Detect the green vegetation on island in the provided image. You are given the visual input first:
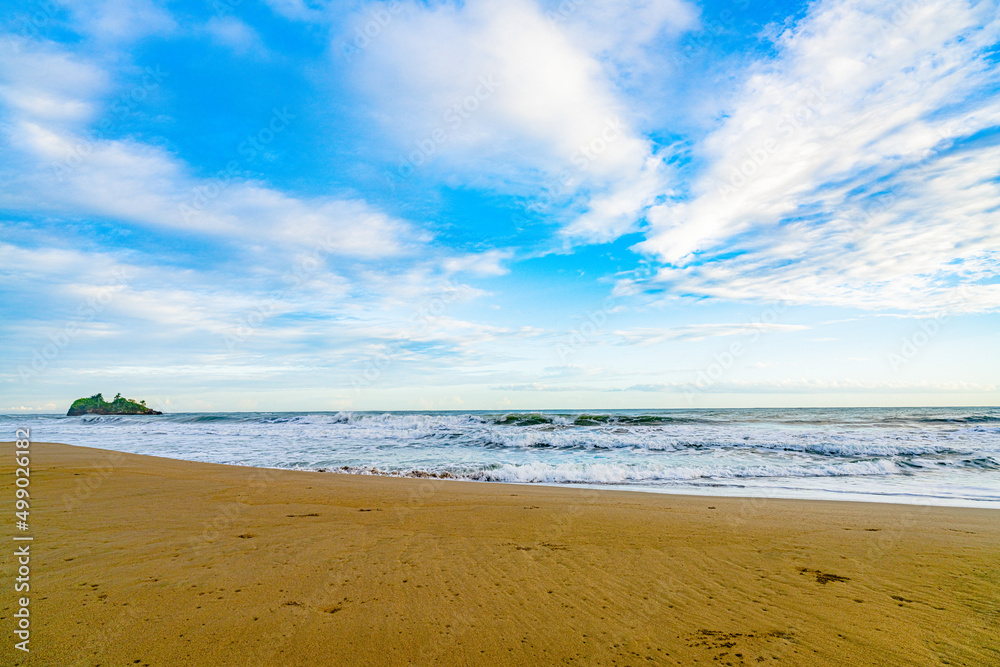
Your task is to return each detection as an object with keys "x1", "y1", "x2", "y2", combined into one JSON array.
[{"x1": 67, "y1": 393, "x2": 162, "y2": 416}]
